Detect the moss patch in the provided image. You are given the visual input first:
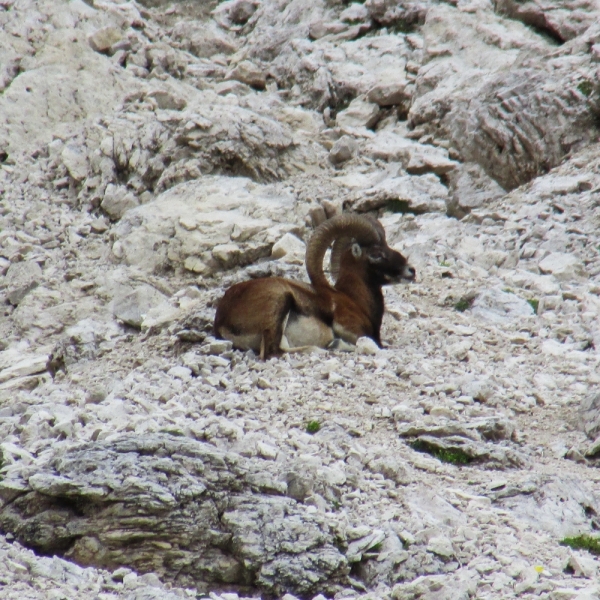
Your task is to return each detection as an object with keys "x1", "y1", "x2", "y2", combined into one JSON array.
[
  {"x1": 578, "y1": 80, "x2": 593, "y2": 97},
  {"x1": 527, "y1": 298, "x2": 539, "y2": 314},
  {"x1": 410, "y1": 440, "x2": 473, "y2": 465},
  {"x1": 306, "y1": 420, "x2": 321, "y2": 434},
  {"x1": 454, "y1": 297, "x2": 474, "y2": 312},
  {"x1": 560, "y1": 535, "x2": 600, "y2": 556}
]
